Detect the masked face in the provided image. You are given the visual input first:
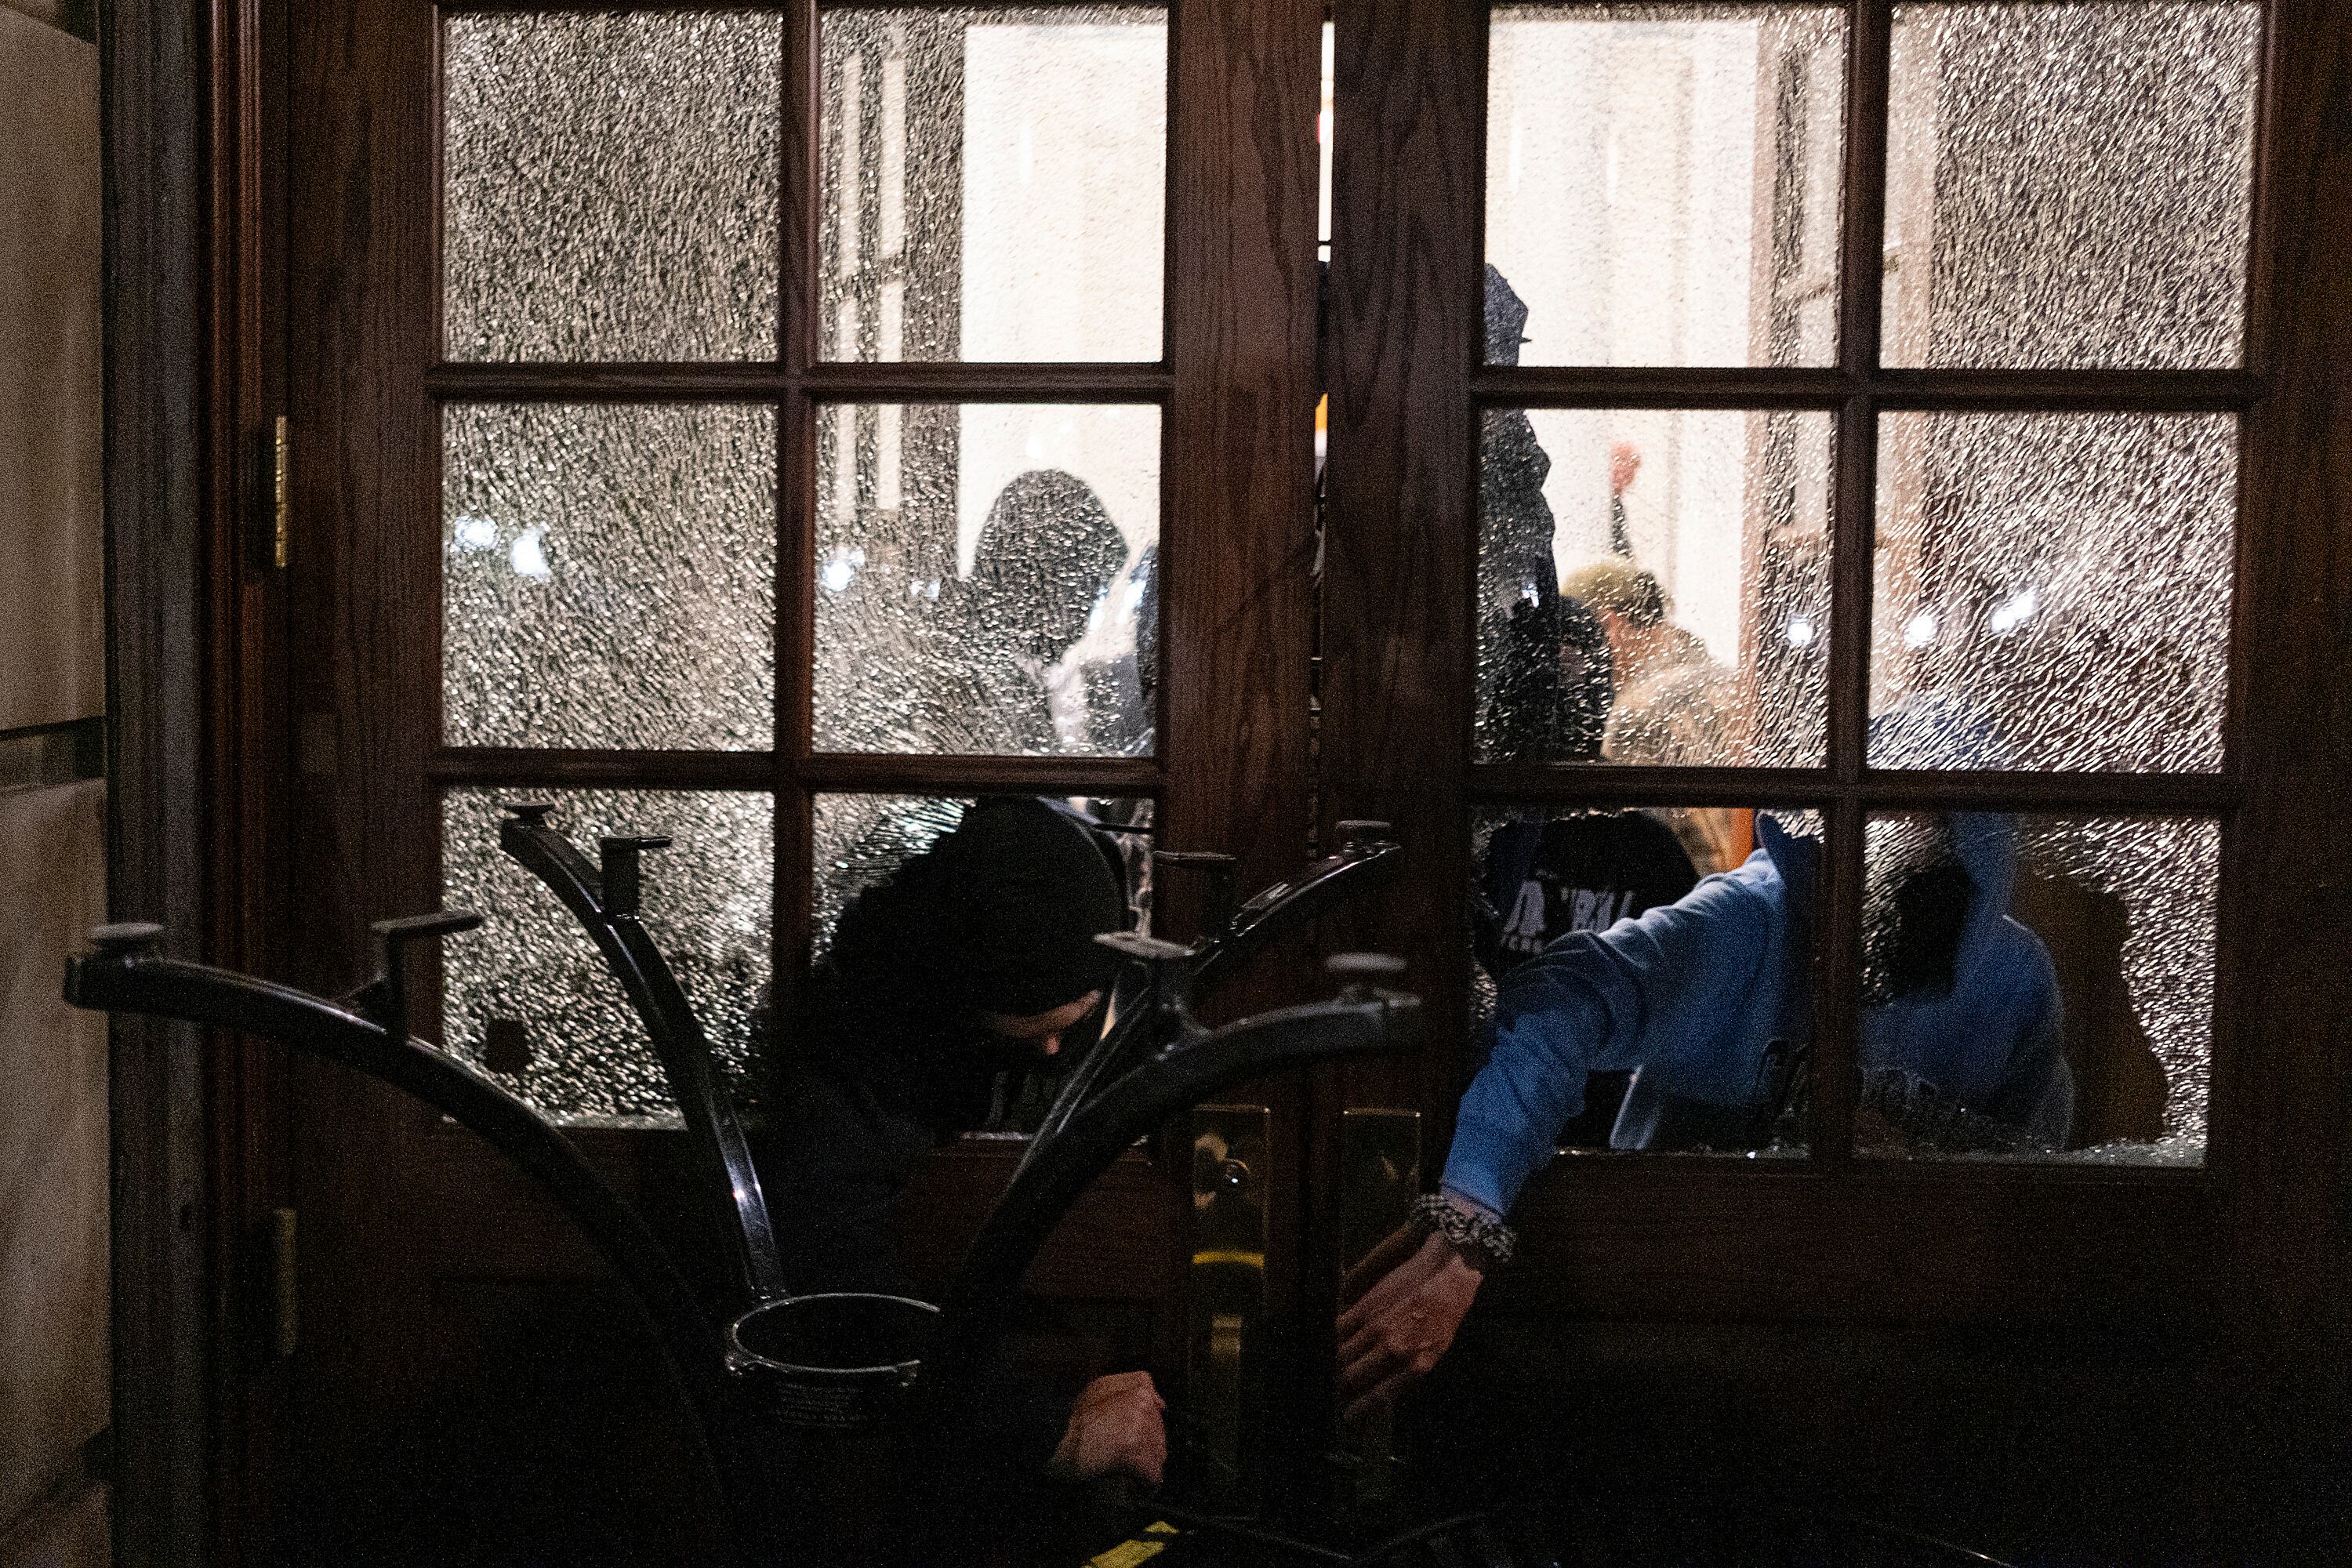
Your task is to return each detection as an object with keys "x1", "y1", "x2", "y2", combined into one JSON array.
[
  {"x1": 975, "y1": 989, "x2": 1104, "y2": 1067},
  {"x1": 1861, "y1": 818, "x2": 1973, "y2": 1005}
]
